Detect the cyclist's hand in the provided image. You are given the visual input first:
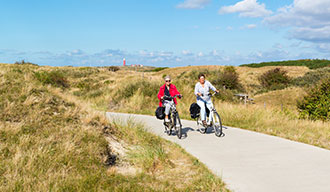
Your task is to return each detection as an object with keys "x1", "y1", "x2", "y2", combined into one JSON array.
[
  {"x1": 178, "y1": 94, "x2": 182, "y2": 99},
  {"x1": 197, "y1": 93, "x2": 202, "y2": 96},
  {"x1": 215, "y1": 90, "x2": 219, "y2": 94},
  {"x1": 161, "y1": 96, "x2": 164, "y2": 100}
]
